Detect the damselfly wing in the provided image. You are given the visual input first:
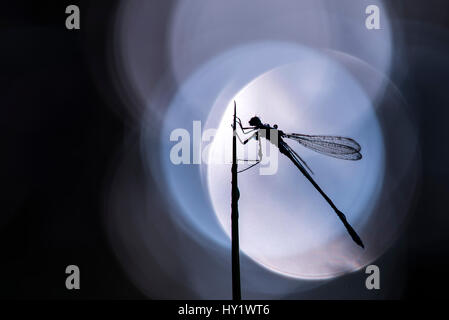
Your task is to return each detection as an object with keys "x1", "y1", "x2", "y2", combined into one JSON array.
[{"x1": 284, "y1": 133, "x2": 362, "y2": 160}]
